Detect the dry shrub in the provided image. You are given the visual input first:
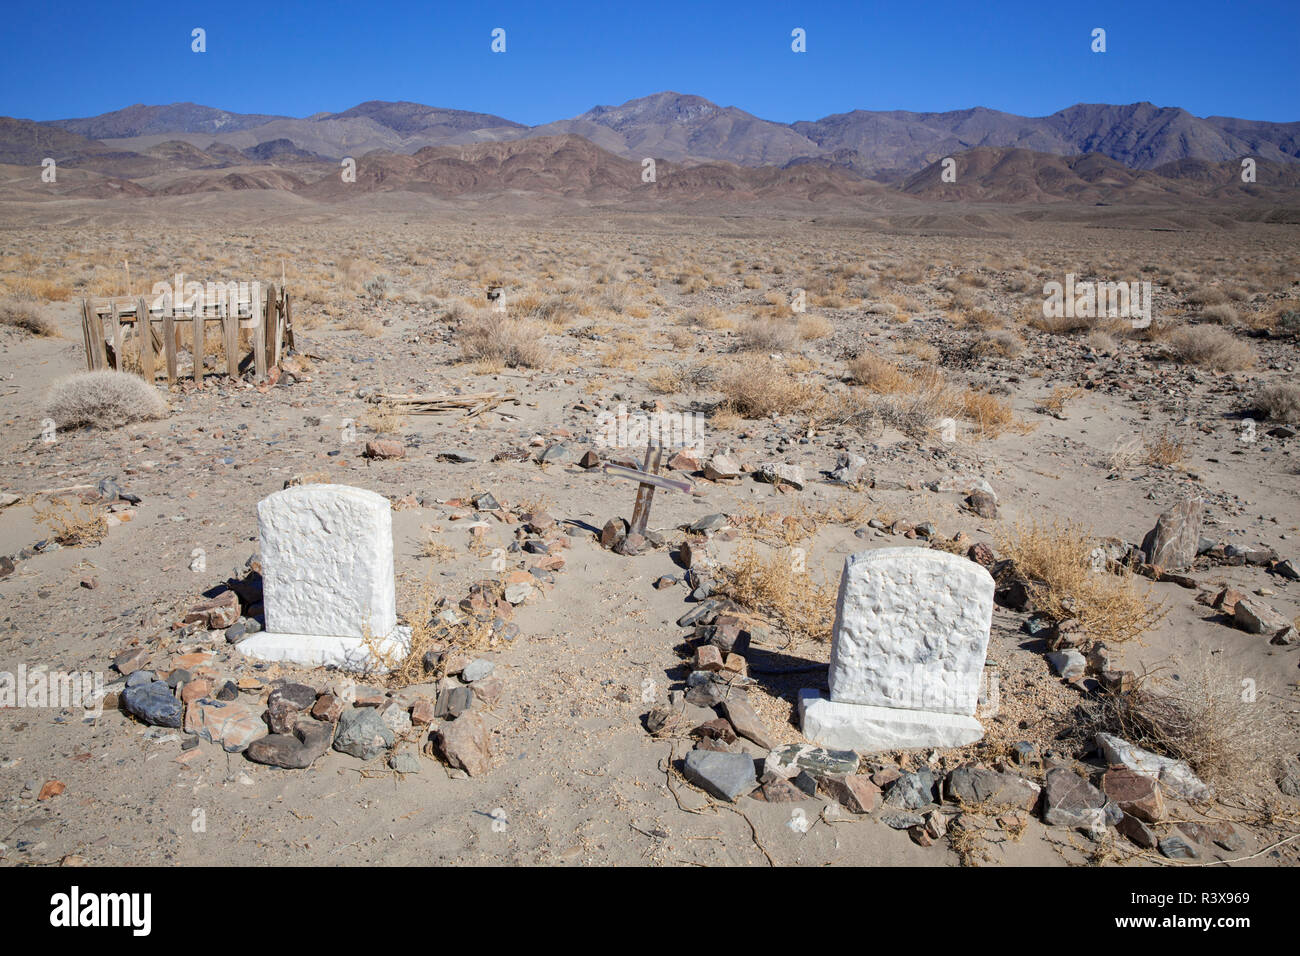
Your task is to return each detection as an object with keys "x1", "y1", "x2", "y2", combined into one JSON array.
[
  {"x1": 361, "y1": 403, "x2": 406, "y2": 435},
  {"x1": 798, "y1": 315, "x2": 834, "y2": 340},
  {"x1": 1085, "y1": 330, "x2": 1117, "y2": 354},
  {"x1": 1200, "y1": 303, "x2": 1239, "y2": 324},
  {"x1": 1029, "y1": 309, "x2": 1092, "y2": 335},
  {"x1": 1143, "y1": 428, "x2": 1186, "y2": 467},
  {"x1": 996, "y1": 519, "x2": 1166, "y2": 644},
  {"x1": 1166, "y1": 326, "x2": 1255, "y2": 370},
  {"x1": 340, "y1": 314, "x2": 382, "y2": 336},
  {"x1": 45, "y1": 371, "x2": 167, "y2": 430},
  {"x1": 457, "y1": 313, "x2": 550, "y2": 368},
  {"x1": 737, "y1": 316, "x2": 799, "y2": 352},
  {"x1": 1, "y1": 297, "x2": 57, "y2": 336},
  {"x1": 972, "y1": 329, "x2": 1022, "y2": 358},
  {"x1": 380, "y1": 579, "x2": 497, "y2": 688},
  {"x1": 847, "y1": 353, "x2": 912, "y2": 392},
  {"x1": 715, "y1": 543, "x2": 836, "y2": 642},
  {"x1": 1037, "y1": 385, "x2": 1081, "y2": 415},
  {"x1": 716, "y1": 356, "x2": 822, "y2": 418},
  {"x1": 958, "y1": 389, "x2": 1016, "y2": 438},
  {"x1": 1255, "y1": 382, "x2": 1300, "y2": 422},
  {"x1": 733, "y1": 499, "x2": 871, "y2": 548},
  {"x1": 1081, "y1": 661, "x2": 1284, "y2": 792},
  {"x1": 646, "y1": 366, "x2": 685, "y2": 394},
  {"x1": 35, "y1": 496, "x2": 108, "y2": 547},
  {"x1": 1184, "y1": 285, "x2": 1228, "y2": 307}
]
